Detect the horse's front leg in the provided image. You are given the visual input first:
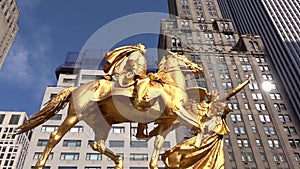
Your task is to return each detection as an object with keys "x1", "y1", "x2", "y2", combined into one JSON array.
[
  {"x1": 149, "y1": 124, "x2": 171, "y2": 169},
  {"x1": 150, "y1": 135, "x2": 165, "y2": 169}
]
